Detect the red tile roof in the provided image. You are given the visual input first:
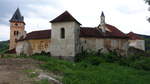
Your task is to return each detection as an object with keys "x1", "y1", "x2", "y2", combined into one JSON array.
[
  {"x1": 18, "y1": 24, "x2": 128, "y2": 41},
  {"x1": 50, "y1": 11, "x2": 81, "y2": 25},
  {"x1": 105, "y1": 24, "x2": 128, "y2": 38},
  {"x1": 127, "y1": 32, "x2": 143, "y2": 40},
  {"x1": 19, "y1": 29, "x2": 51, "y2": 41},
  {"x1": 80, "y1": 24, "x2": 128, "y2": 38}
]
